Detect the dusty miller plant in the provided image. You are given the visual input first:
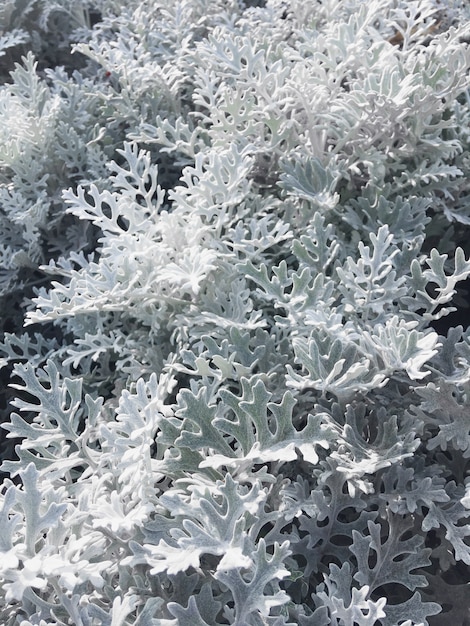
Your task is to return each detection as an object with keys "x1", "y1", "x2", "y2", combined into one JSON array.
[{"x1": 0, "y1": 0, "x2": 470, "y2": 624}]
